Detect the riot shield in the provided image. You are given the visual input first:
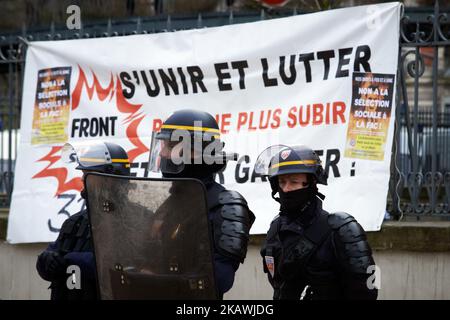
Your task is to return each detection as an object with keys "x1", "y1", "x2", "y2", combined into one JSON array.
[{"x1": 85, "y1": 173, "x2": 218, "y2": 300}]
